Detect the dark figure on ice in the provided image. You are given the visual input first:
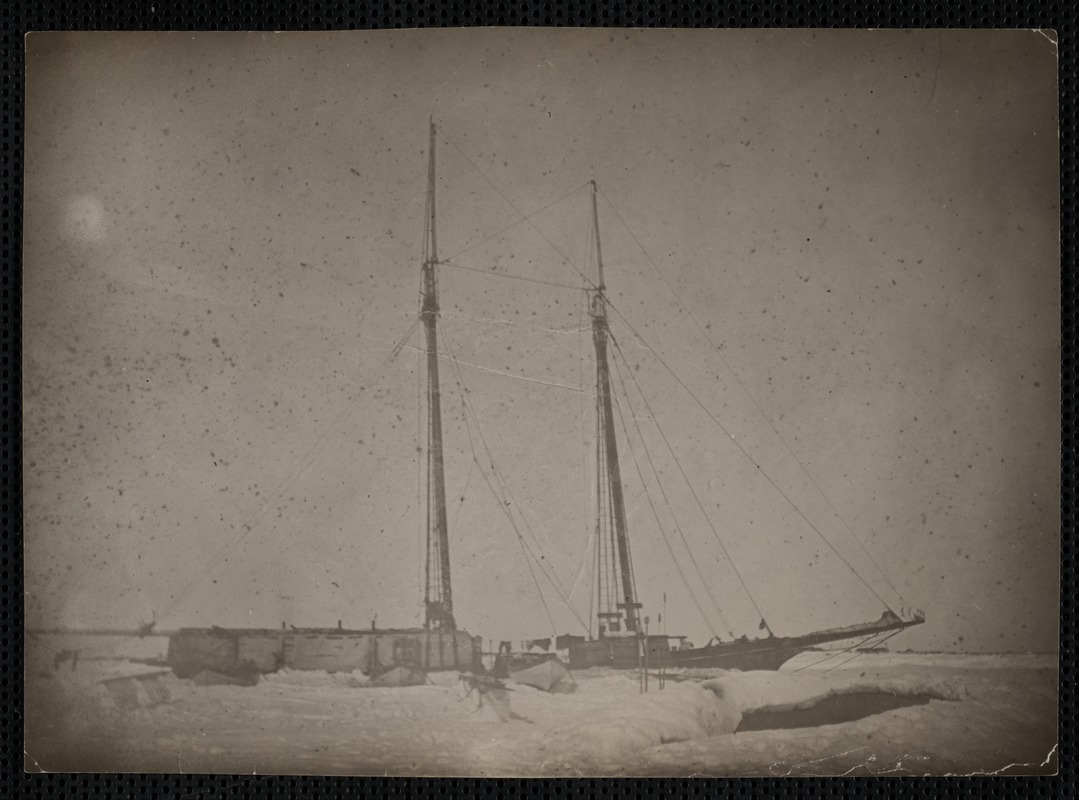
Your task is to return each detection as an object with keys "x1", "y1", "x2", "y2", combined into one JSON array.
[{"x1": 459, "y1": 674, "x2": 531, "y2": 723}]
